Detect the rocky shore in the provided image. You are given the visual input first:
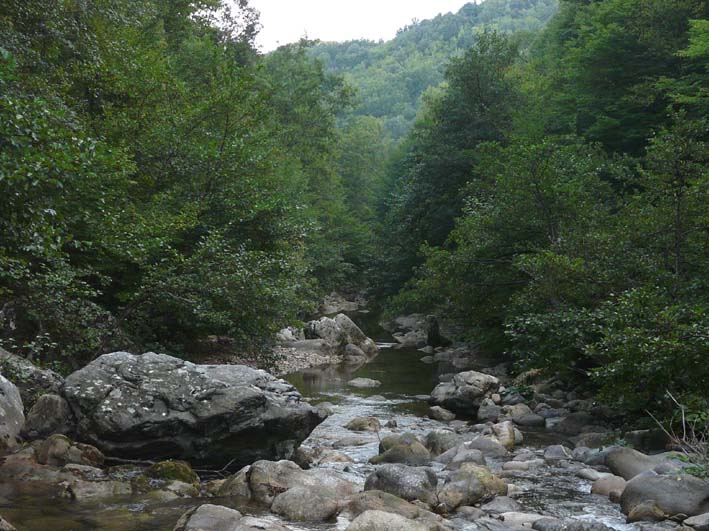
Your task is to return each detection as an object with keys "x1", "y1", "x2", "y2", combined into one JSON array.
[
  {"x1": 273, "y1": 308, "x2": 379, "y2": 375},
  {"x1": 0, "y1": 312, "x2": 707, "y2": 531}
]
